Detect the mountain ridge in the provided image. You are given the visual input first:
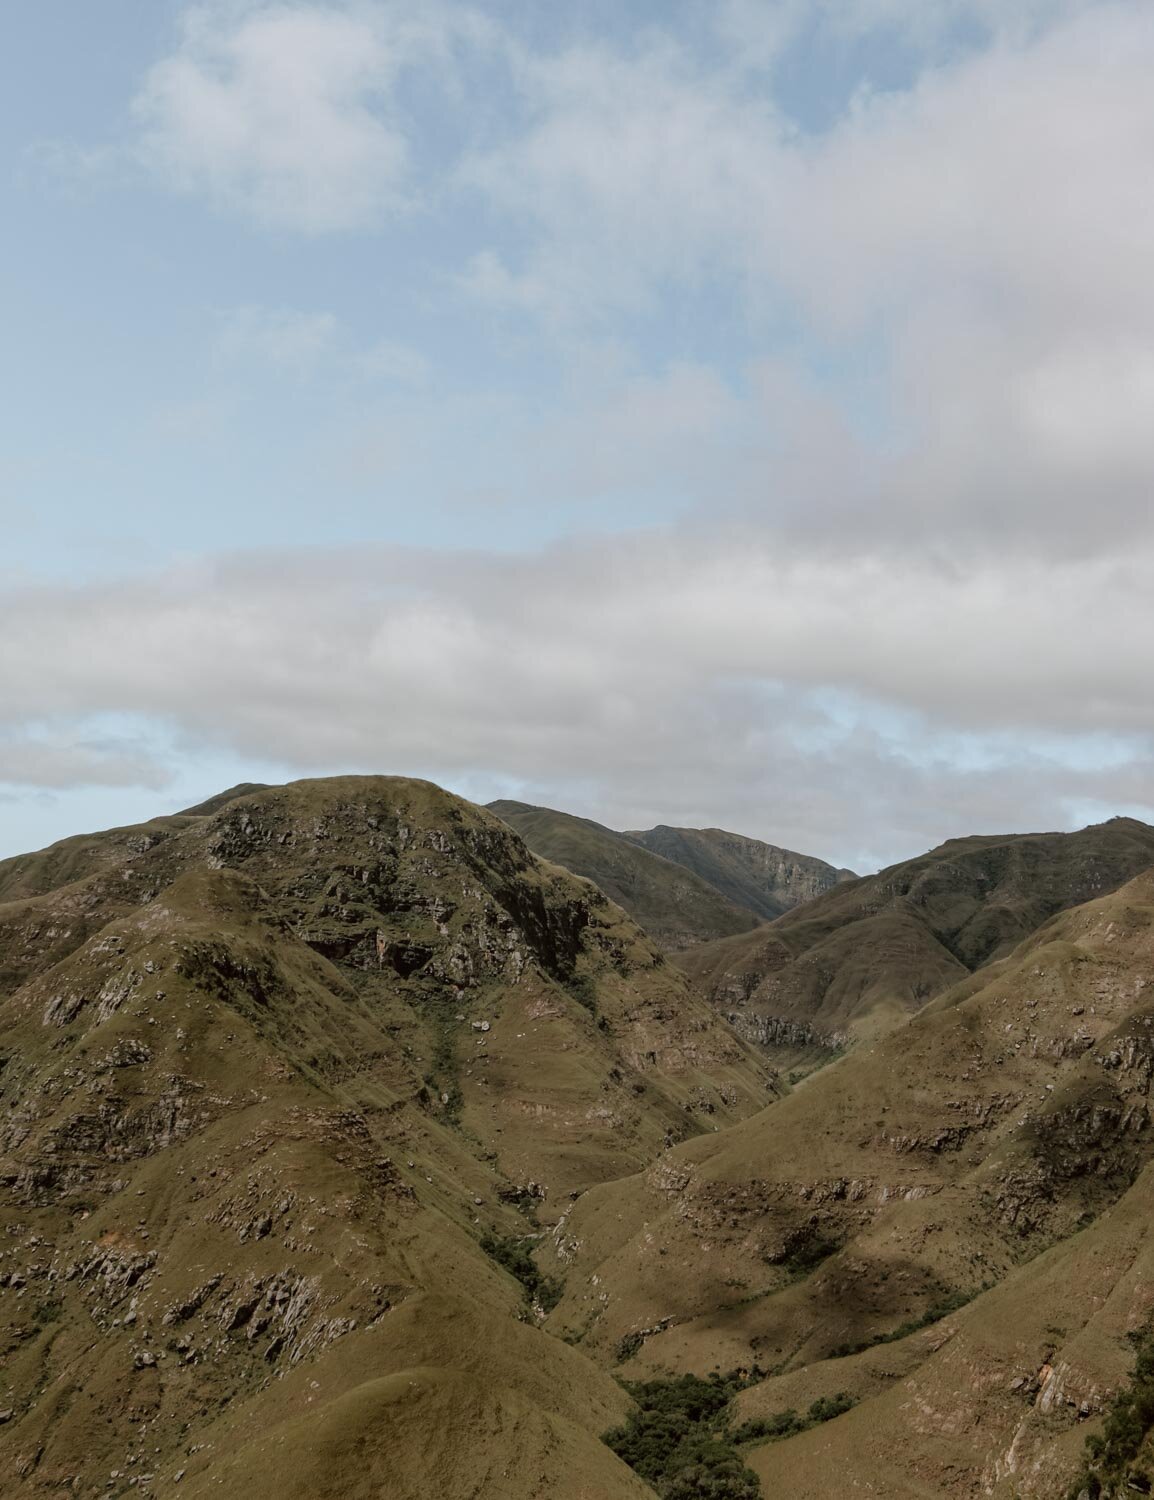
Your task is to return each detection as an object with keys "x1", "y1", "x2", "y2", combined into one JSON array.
[
  {"x1": 544, "y1": 864, "x2": 1154, "y2": 1493},
  {"x1": 678, "y1": 814, "x2": 1154, "y2": 1068},
  {"x1": 6, "y1": 780, "x2": 1154, "y2": 1496},
  {"x1": 622, "y1": 823, "x2": 855, "y2": 921},
  {"x1": 486, "y1": 799, "x2": 850, "y2": 951},
  {"x1": 485, "y1": 799, "x2": 764, "y2": 950}
]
